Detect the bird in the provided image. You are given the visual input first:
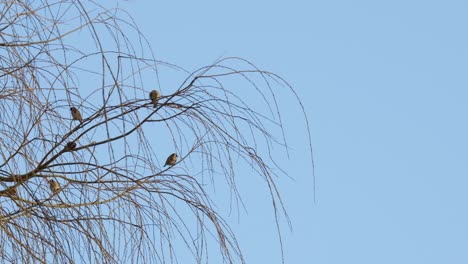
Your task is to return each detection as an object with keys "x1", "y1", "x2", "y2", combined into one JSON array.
[
  {"x1": 47, "y1": 179, "x2": 60, "y2": 194},
  {"x1": 164, "y1": 153, "x2": 177, "y2": 166},
  {"x1": 149, "y1": 90, "x2": 161, "y2": 108},
  {"x1": 70, "y1": 107, "x2": 83, "y2": 123},
  {"x1": 65, "y1": 141, "x2": 77, "y2": 151}
]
